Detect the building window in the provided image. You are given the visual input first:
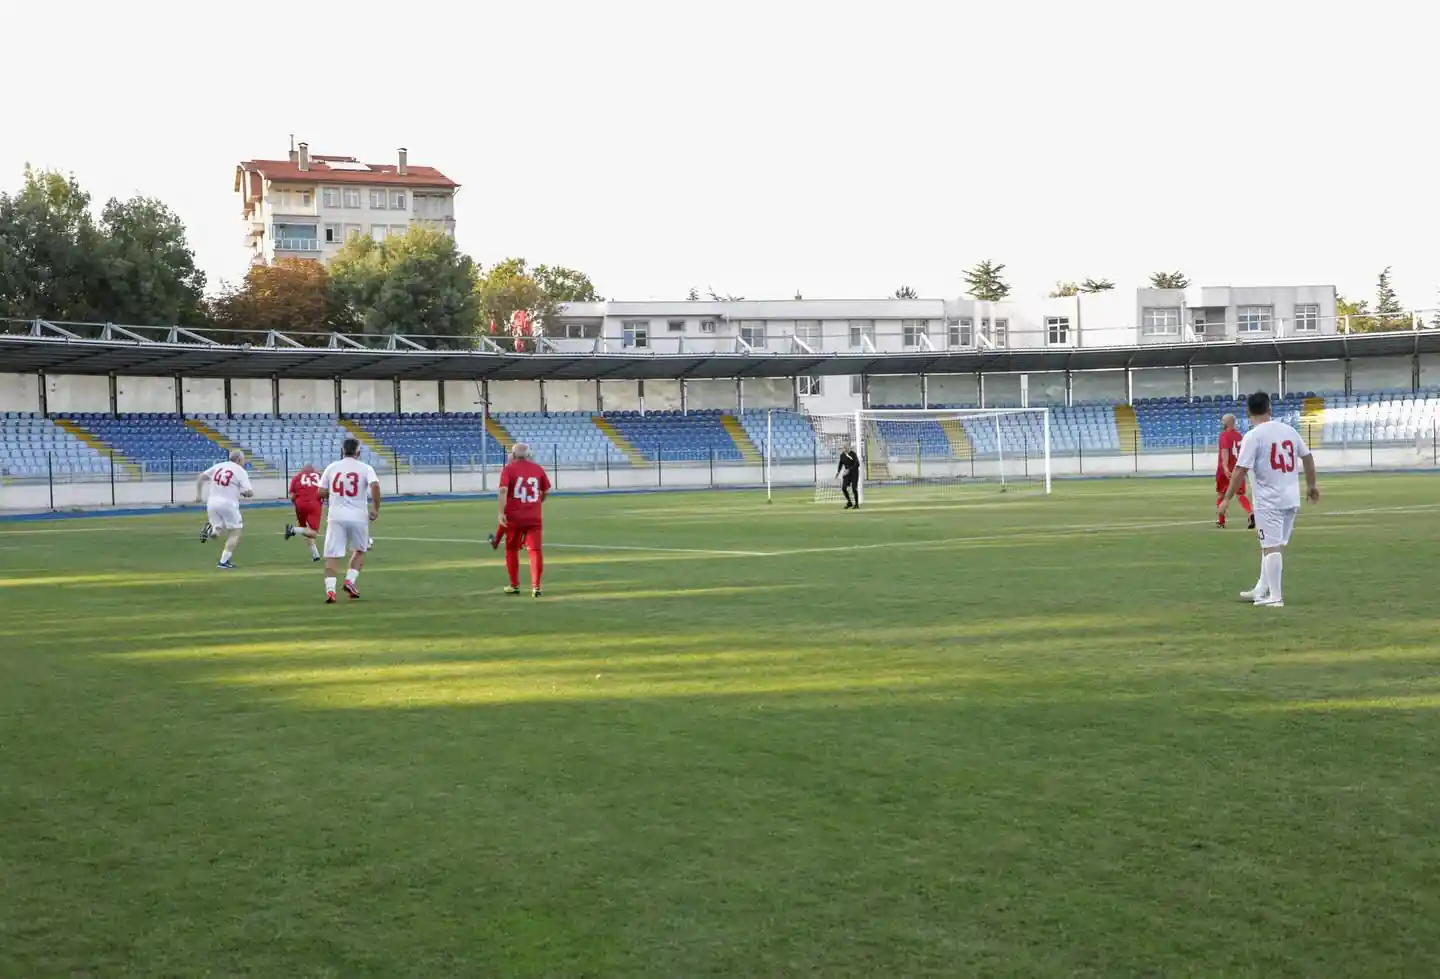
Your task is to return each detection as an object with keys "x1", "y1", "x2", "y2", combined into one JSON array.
[
  {"x1": 850, "y1": 375, "x2": 863, "y2": 396},
  {"x1": 1294, "y1": 303, "x2": 1320, "y2": 332},
  {"x1": 322, "y1": 188, "x2": 340, "y2": 208},
  {"x1": 700, "y1": 319, "x2": 717, "y2": 334},
  {"x1": 301, "y1": 191, "x2": 313, "y2": 208},
  {"x1": 324, "y1": 223, "x2": 342, "y2": 244},
  {"x1": 1193, "y1": 314, "x2": 1210, "y2": 337},
  {"x1": 371, "y1": 225, "x2": 388, "y2": 241},
  {"x1": 390, "y1": 191, "x2": 407, "y2": 210},
  {"x1": 343, "y1": 189, "x2": 362, "y2": 208},
  {"x1": 1142, "y1": 307, "x2": 1181, "y2": 336},
  {"x1": 563, "y1": 322, "x2": 601, "y2": 339},
  {"x1": 1237, "y1": 306, "x2": 1274, "y2": 333},
  {"x1": 902, "y1": 320, "x2": 928, "y2": 347},
  {"x1": 622, "y1": 321, "x2": 649, "y2": 348},
  {"x1": 390, "y1": 224, "x2": 408, "y2": 238},
  {"x1": 345, "y1": 224, "x2": 363, "y2": 240},
  {"x1": 740, "y1": 321, "x2": 766, "y2": 348},
  {"x1": 984, "y1": 318, "x2": 1009, "y2": 348},
  {"x1": 1046, "y1": 316, "x2": 1070, "y2": 345},
  {"x1": 848, "y1": 320, "x2": 875, "y2": 348},
  {"x1": 370, "y1": 190, "x2": 387, "y2": 209},
  {"x1": 667, "y1": 319, "x2": 685, "y2": 332},
  {"x1": 798, "y1": 375, "x2": 822, "y2": 397},
  {"x1": 795, "y1": 320, "x2": 822, "y2": 346},
  {"x1": 948, "y1": 317, "x2": 973, "y2": 347}
]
